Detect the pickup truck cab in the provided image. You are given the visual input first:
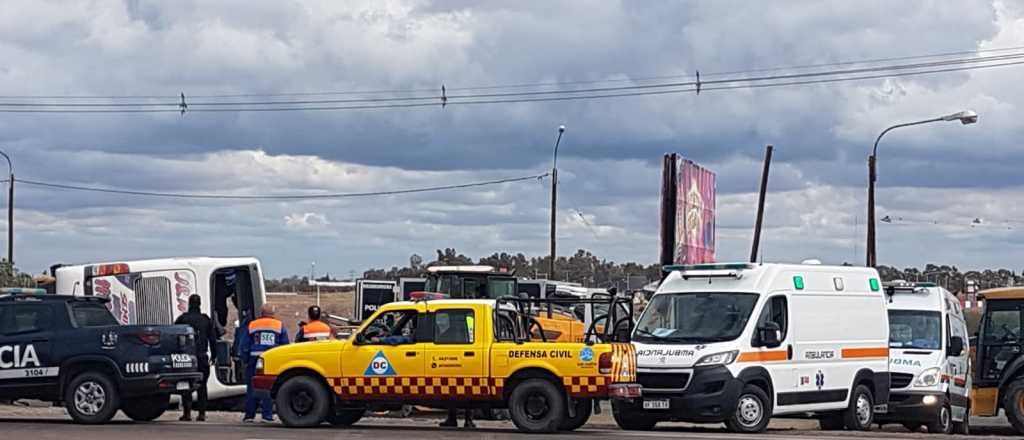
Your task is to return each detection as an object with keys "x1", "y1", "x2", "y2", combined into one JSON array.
[
  {"x1": 0, "y1": 292, "x2": 202, "y2": 423},
  {"x1": 255, "y1": 298, "x2": 639, "y2": 433}
]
